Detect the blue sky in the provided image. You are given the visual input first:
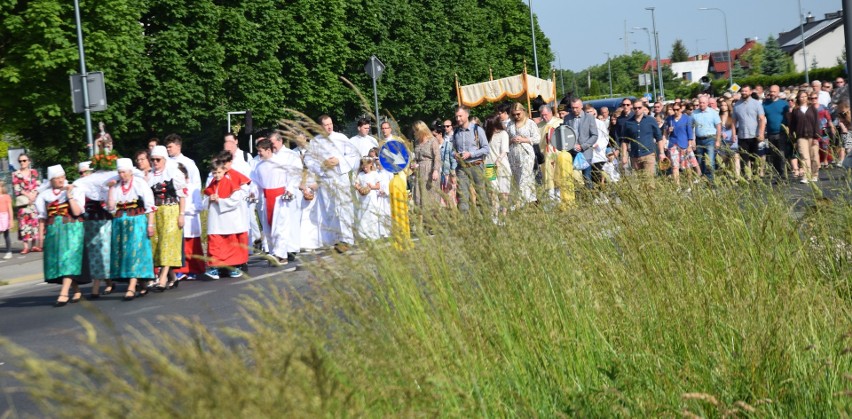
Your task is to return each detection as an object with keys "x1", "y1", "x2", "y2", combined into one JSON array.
[{"x1": 533, "y1": 0, "x2": 843, "y2": 71}]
